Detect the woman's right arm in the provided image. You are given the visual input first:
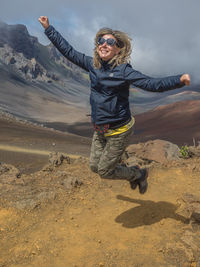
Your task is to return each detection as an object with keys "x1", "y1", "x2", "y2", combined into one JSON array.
[{"x1": 38, "y1": 16, "x2": 92, "y2": 72}]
